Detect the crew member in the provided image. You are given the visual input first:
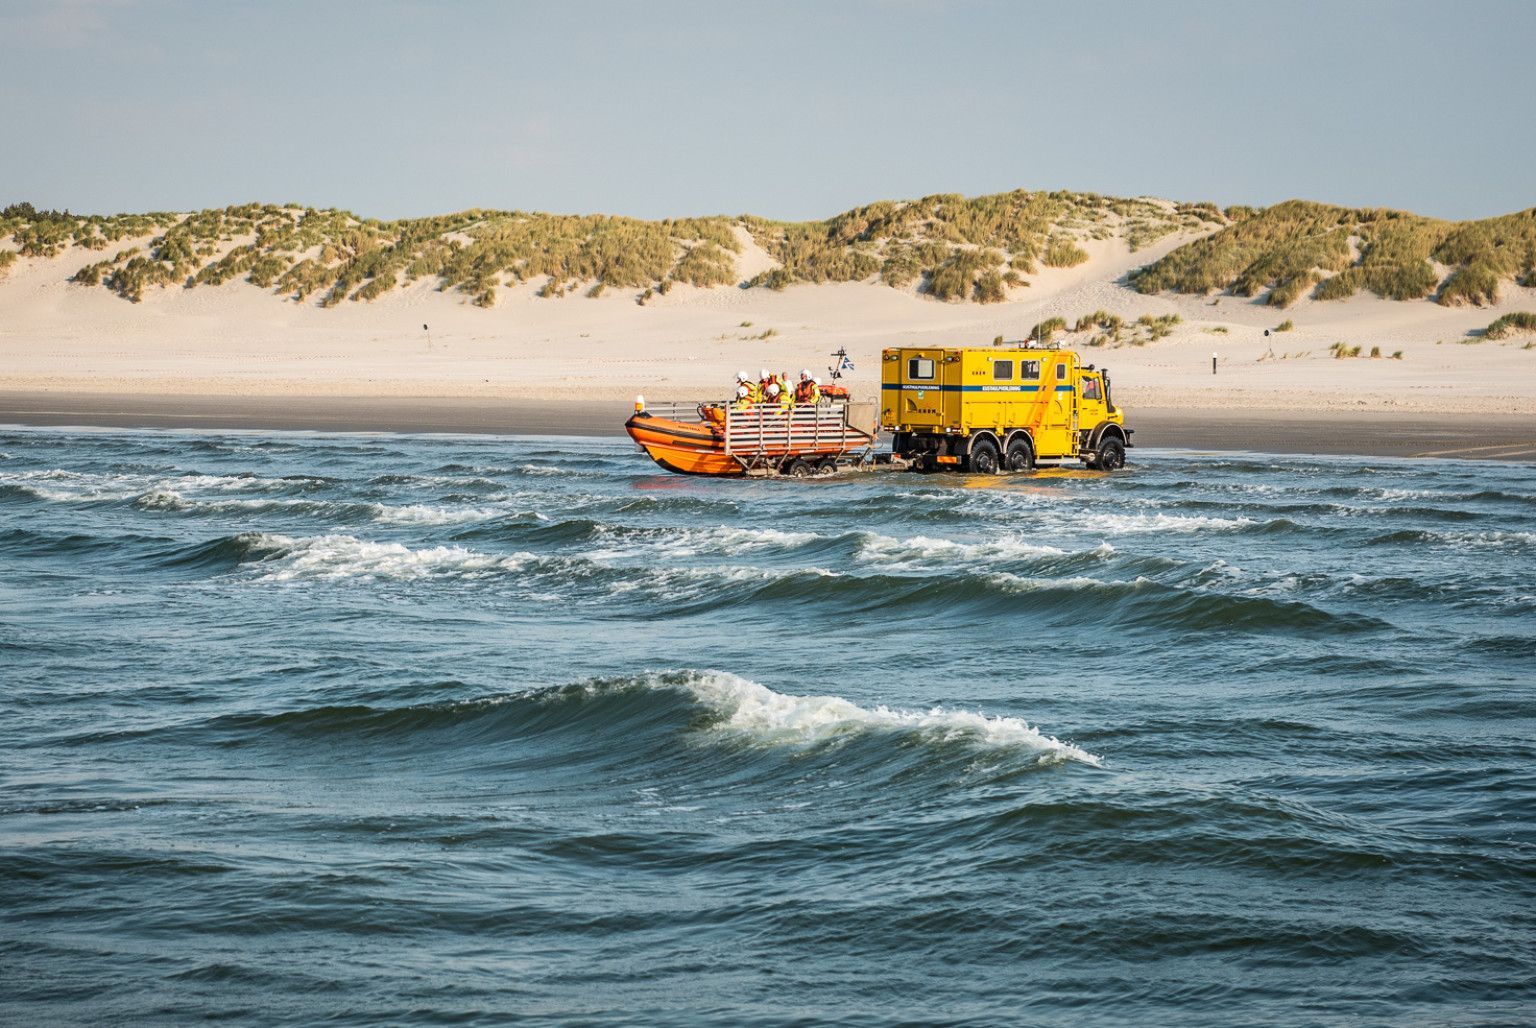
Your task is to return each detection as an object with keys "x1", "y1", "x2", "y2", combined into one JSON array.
[
  {"x1": 732, "y1": 384, "x2": 754, "y2": 410},
  {"x1": 794, "y1": 369, "x2": 820, "y2": 405}
]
